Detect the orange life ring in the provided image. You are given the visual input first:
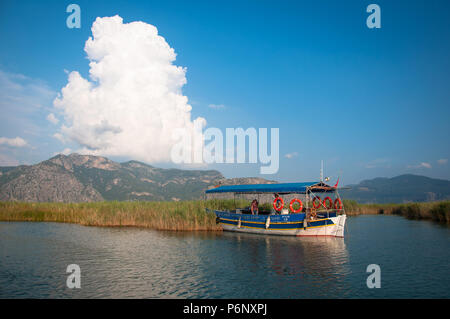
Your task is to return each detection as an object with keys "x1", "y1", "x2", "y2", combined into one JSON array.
[
  {"x1": 289, "y1": 198, "x2": 303, "y2": 213},
  {"x1": 323, "y1": 196, "x2": 333, "y2": 209},
  {"x1": 334, "y1": 198, "x2": 343, "y2": 210},
  {"x1": 273, "y1": 197, "x2": 284, "y2": 211},
  {"x1": 312, "y1": 196, "x2": 322, "y2": 209}
]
